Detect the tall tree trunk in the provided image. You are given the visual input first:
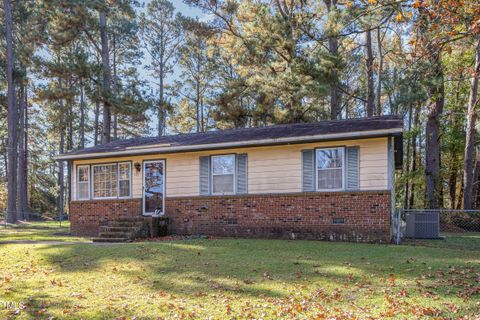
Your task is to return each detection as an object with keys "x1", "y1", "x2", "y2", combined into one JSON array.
[
  {"x1": 409, "y1": 104, "x2": 421, "y2": 208},
  {"x1": 158, "y1": 63, "x2": 165, "y2": 136},
  {"x1": 425, "y1": 53, "x2": 444, "y2": 209},
  {"x1": 456, "y1": 179, "x2": 464, "y2": 210},
  {"x1": 113, "y1": 114, "x2": 118, "y2": 139},
  {"x1": 473, "y1": 160, "x2": 480, "y2": 209},
  {"x1": 195, "y1": 79, "x2": 200, "y2": 133},
  {"x1": 4, "y1": 0, "x2": 18, "y2": 224},
  {"x1": 79, "y1": 84, "x2": 85, "y2": 149},
  {"x1": 24, "y1": 86, "x2": 29, "y2": 211},
  {"x1": 419, "y1": 0, "x2": 445, "y2": 209},
  {"x1": 2, "y1": 139, "x2": 7, "y2": 177},
  {"x1": 404, "y1": 105, "x2": 413, "y2": 209},
  {"x1": 67, "y1": 84, "x2": 73, "y2": 206},
  {"x1": 99, "y1": 10, "x2": 111, "y2": 144},
  {"x1": 324, "y1": 0, "x2": 341, "y2": 120},
  {"x1": 448, "y1": 155, "x2": 458, "y2": 209},
  {"x1": 67, "y1": 87, "x2": 73, "y2": 152},
  {"x1": 200, "y1": 97, "x2": 205, "y2": 132},
  {"x1": 57, "y1": 129, "x2": 65, "y2": 221},
  {"x1": 113, "y1": 33, "x2": 118, "y2": 140},
  {"x1": 365, "y1": 28, "x2": 375, "y2": 117},
  {"x1": 463, "y1": 36, "x2": 480, "y2": 210},
  {"x1": 94, "y1": 98, "x2": 100, "y2": 146},
  {"x1": 57, "y1": 78, "x2": 65, "y2": 220},
  {"x1": 375, "y1": 27, "x2": 383, "y2": 115},
  {"x1": 17, "y1": 81, "x2": 27, "y2": 220},
  {"x1": 67, "y1": 161, "x2": 71, "y2": 206}
]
